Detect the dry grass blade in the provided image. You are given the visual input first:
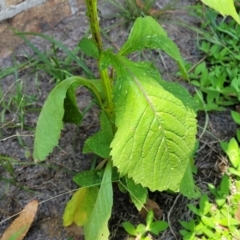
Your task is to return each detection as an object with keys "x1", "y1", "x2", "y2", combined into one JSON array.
[{"x1": 0, "y1": 200, "x2": 38, "y2": 240}]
